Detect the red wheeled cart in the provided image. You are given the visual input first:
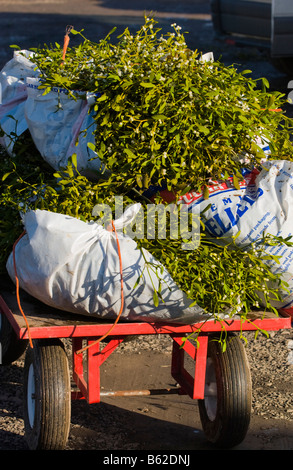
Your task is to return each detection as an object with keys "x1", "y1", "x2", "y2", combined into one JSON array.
[{"x1": 0, "y1": 279, "x2": 291, "y2": 450}]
